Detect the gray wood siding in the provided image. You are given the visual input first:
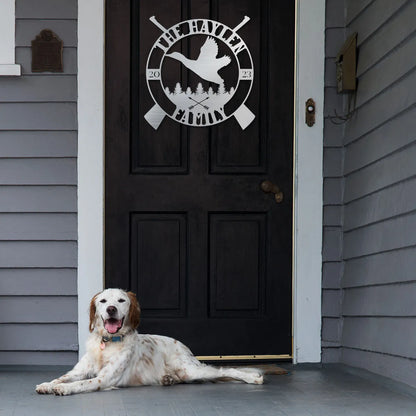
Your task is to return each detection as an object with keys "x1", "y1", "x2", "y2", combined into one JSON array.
[
  {"x1": 0, "y1": 131, "x2": 77, "y2": 157},
  {"x1": 0, "y1": 296, "x2": 77, "y2": 323},
  {"x1": 0, "y1": 0, "x2": 78, "y2": 365},
  {"x1": 0, "y1": 186, "x2": 77, "y2": 212},
  {"x1": 324, "y1": 1, "x2": 416, "y2": 388},
  {"x1": 343, "y1": 283, "x2": 416, "y2": 316},
  {"x1": 0, "y1": 103, "x2": 77, "y2": 130},
  {"x1": 0, "y1": 242, "x2": 77, "y2": 268},
  {"x1": 16, "y1": 0, "x2": 77, "y2": 19},
  {"x1": 343, "y1": 247, "x2": 416, "y2": 288},
  {"x1": 344, "y1": 107, "x2": 416, "y2": 177},
  {"x1": 340, "y1": 0, "x2": 416, "y2": 387},
  {"x1": 0, "y1": 213, "x2": 76, "y2": 240},
  {"x1": 343, "y1": 318, "x2": 416, "y2": 359},
  {"x1": 354, "y1": 1, "x2": 416, "y2": 77},
  {"x1": 344, "y1": 213, "x2": 416, "y2": 259},
  {"x1": 0, "y1": 351, "x2": 77, "y2": 365},
  {"x1": 0, "y1": 158, "x2": 76, "y2": 184},
  {"x1": 0, "y1": 324, "x2": 77, "y2": 351},
  {"x1": 0, "y1": 269, "x2": 76, "y2": 296},
  {"x1": 346, "y1": 0, "x2": 408, "y2": 47},
  {"x1": 0, "y1": 76, "x2": 77, "y2": 101},
  {"x1": 322, "y1": 0, "x2": 345, "y2": 363}
]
